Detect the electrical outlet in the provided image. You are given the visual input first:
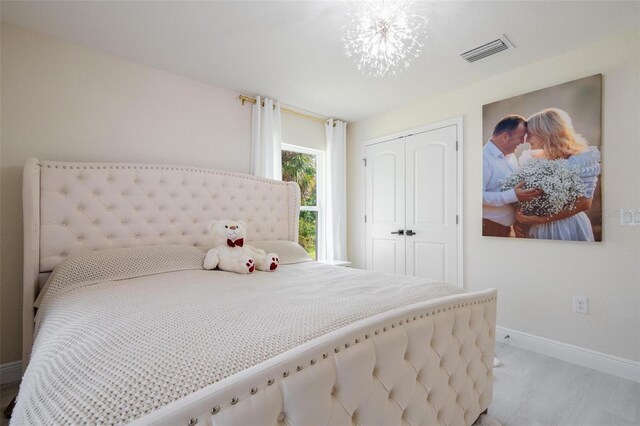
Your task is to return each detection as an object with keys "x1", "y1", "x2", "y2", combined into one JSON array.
[
  {"x1": 573, "y1": 296, "x2": 588, "y2": 314},
  {"x1": 620, "y1": 209, "x2": 640, "y2": 227}
]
